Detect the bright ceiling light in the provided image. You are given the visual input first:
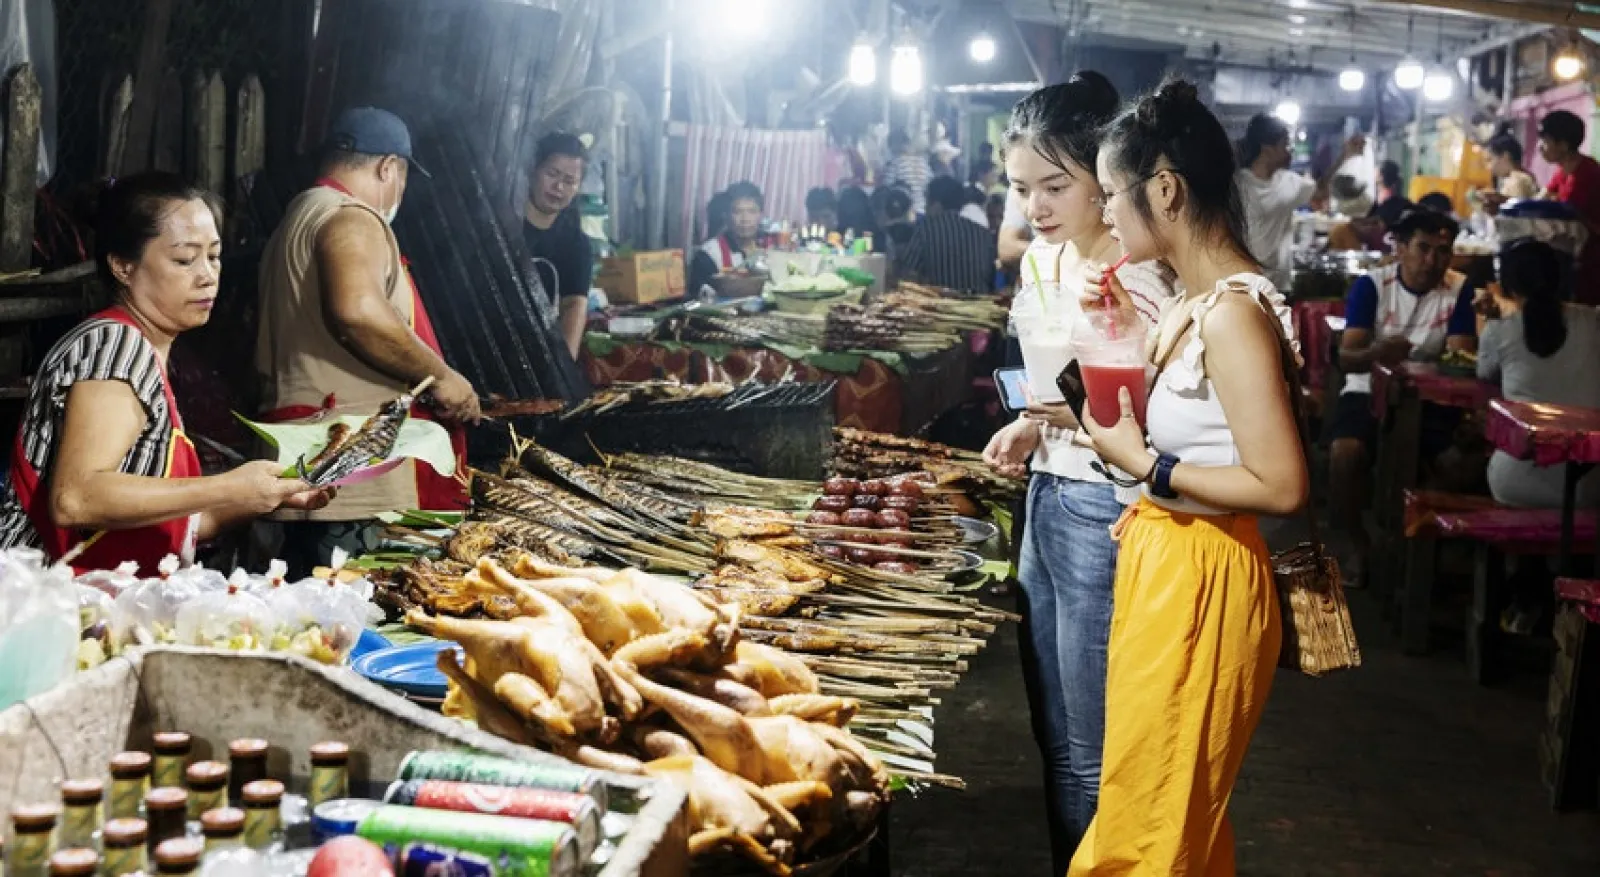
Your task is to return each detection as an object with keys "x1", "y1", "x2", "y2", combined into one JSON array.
[
  {"x1": 721, "y1": 0, "x2": 769, "y2": 40},
  {"x1": 1339, "y1": 67, "x2": 1366, "y2": 92},
  {"x1": 1554, "y1": 51, "x2": 1585, "y2": 81},
  {"x1": 1274, "y1": 100, "x2": 1302, "y2": 126},
  {"x1": 849, "y1": 41, "x2": 876, "y2": 86},
  {"x1": 969, "y1": 33, "x2": 996, "y2": 63},
  {"x1": 890, "y1": 44, "x2": 924, "y2": 96},
  {"x1": 1288, "y1": 14, "x2": 1307, "y2": 24},
  {"x1": 1394, "y1": 58, "x2": 1425, "y2": 90},
  {"x1": 1423, "y1": 70, "x2": 1454, "y2": 102}
]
